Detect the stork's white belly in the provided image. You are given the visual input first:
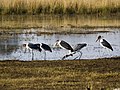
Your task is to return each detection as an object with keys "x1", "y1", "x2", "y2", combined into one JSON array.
[{"x1": 100, "y1": 39, "x2": 107, "y2": 49}]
